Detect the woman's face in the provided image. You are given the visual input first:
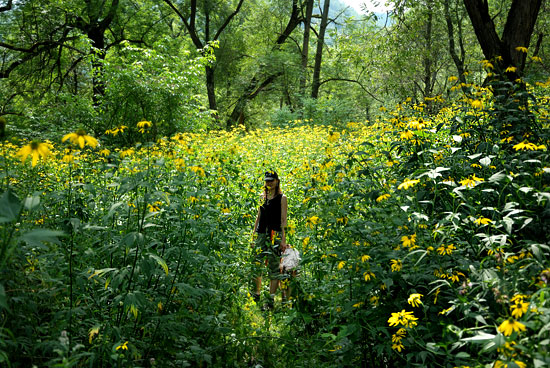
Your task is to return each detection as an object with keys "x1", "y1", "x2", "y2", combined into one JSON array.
[{"x1": 265, "y1": 179, "x2": 277, "y2": 190}]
